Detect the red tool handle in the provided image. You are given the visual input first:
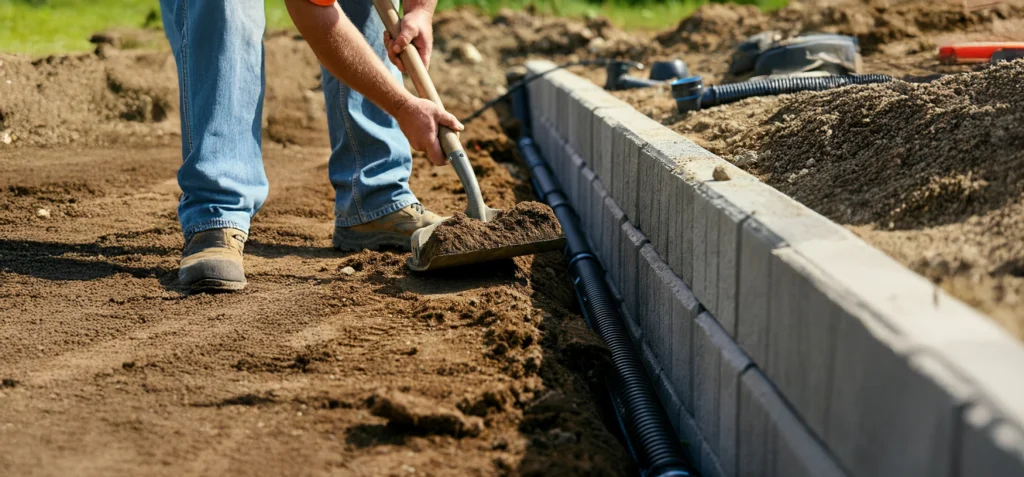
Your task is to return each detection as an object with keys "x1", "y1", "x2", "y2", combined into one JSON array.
[{"x1": 939, "y1": 42, "x2": 1024, "y2": 64}]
